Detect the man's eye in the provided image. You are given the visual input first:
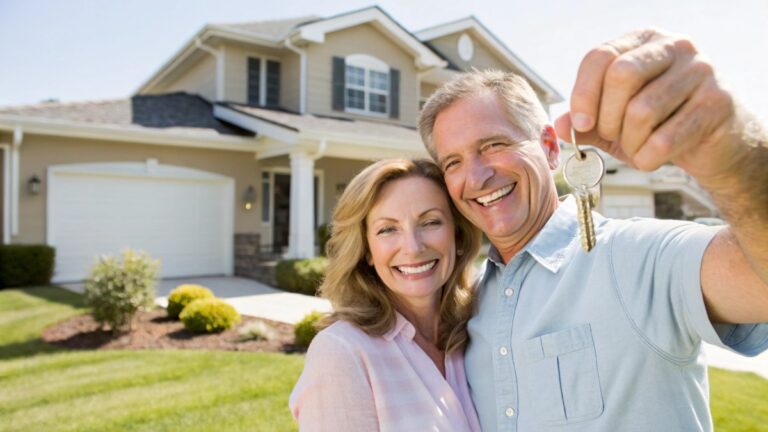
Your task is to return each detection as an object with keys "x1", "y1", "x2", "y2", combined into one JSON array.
[{"x1": 443, "y1": 160, "x2": 459, "y2": 170}]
